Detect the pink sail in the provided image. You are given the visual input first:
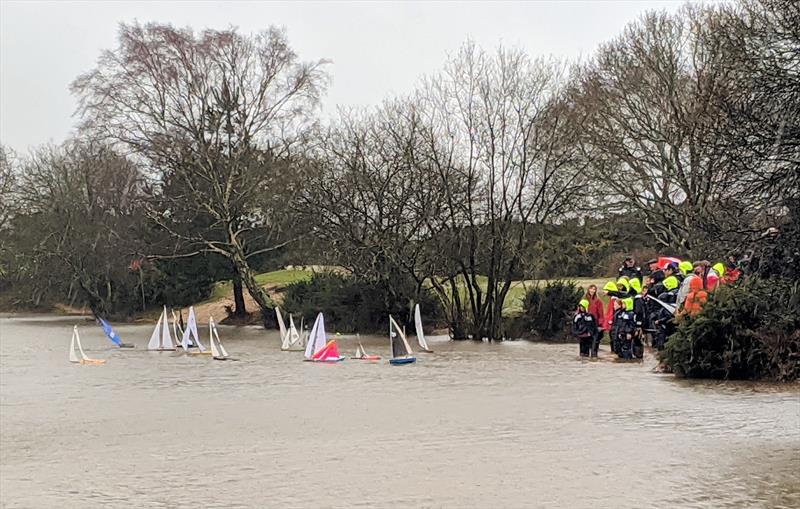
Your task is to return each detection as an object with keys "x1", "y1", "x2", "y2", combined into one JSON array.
[{"x1": 311, "y1": 339, "x2": 342, "y2": 361}]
